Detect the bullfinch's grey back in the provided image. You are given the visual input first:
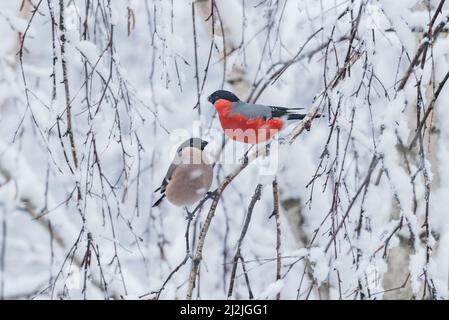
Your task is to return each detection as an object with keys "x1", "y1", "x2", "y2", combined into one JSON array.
[
  {"x1": 230, "y1": 101, "x2": 306, "y2": 121},
  {"x1": 152, "y1": 138, "x2": 213, "y2": 207}
]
